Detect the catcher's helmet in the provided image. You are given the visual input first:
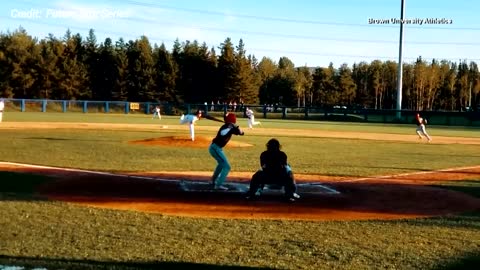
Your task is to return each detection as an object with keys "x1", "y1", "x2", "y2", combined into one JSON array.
[
  {"x1": 224, "y1": 113, "x2": 237, "y2": 124},
  {"x1": 266, "y1": 138, "x2": 281, "y2": 151}
]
